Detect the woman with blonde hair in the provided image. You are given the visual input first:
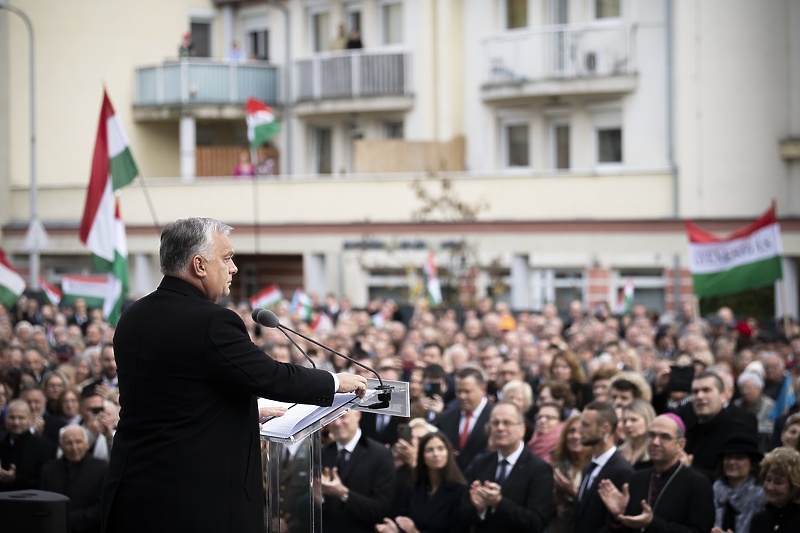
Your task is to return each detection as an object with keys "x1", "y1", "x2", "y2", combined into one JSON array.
[
  {"x1": 502, "y1": 379, "x2": 535, "y2": 441},
  {"x1": 547, "y1": 413, "x2": 591, "y2": 533},
  {"x1": 746, "y1": 447, "x2": 800, "y2": 531},
  {"x1": 617, "y1": 399, "x2": 656, "y2": 469}
]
